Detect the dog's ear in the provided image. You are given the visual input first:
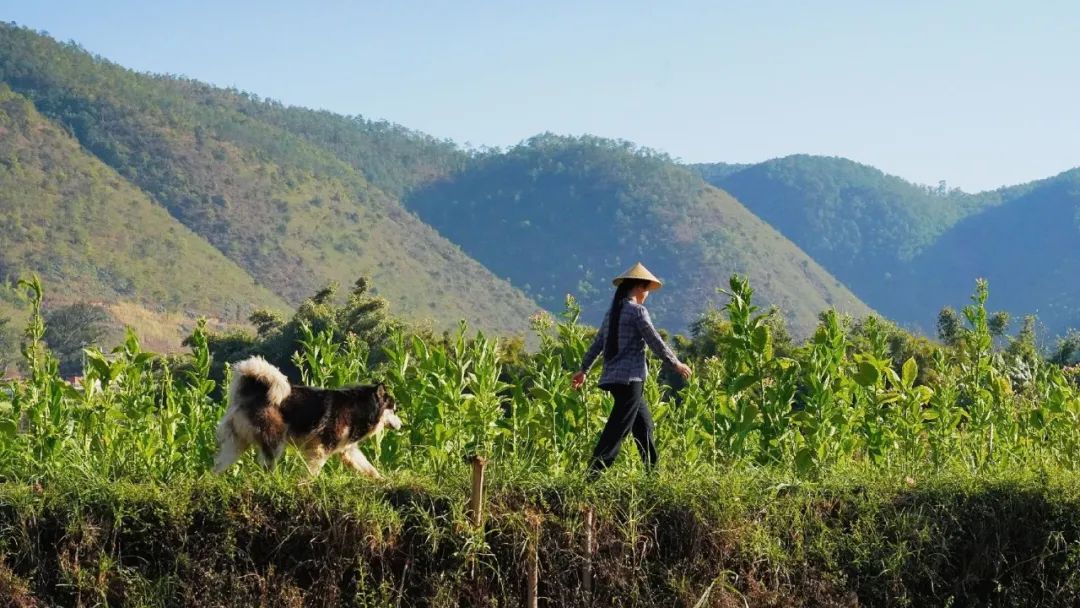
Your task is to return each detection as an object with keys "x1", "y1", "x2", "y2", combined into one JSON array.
[{"x1": 373, "y1": 383, "x2": 396, "y2": 411}]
